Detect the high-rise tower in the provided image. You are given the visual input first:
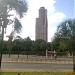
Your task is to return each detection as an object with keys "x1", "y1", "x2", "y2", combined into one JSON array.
[{"x1": 35, "y1": 7, "x2": 48, "y2": 41}]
